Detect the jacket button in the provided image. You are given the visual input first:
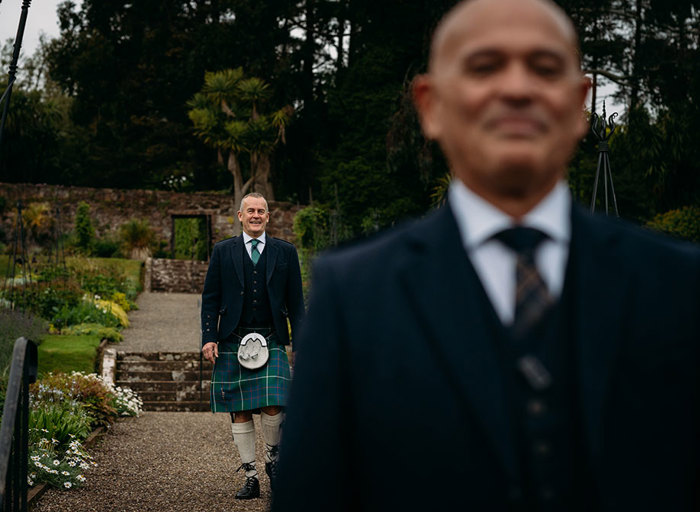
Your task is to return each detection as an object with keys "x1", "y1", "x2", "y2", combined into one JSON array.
[{"x1": 241, "y1": 291, "x2": 244, "y2": 295}]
